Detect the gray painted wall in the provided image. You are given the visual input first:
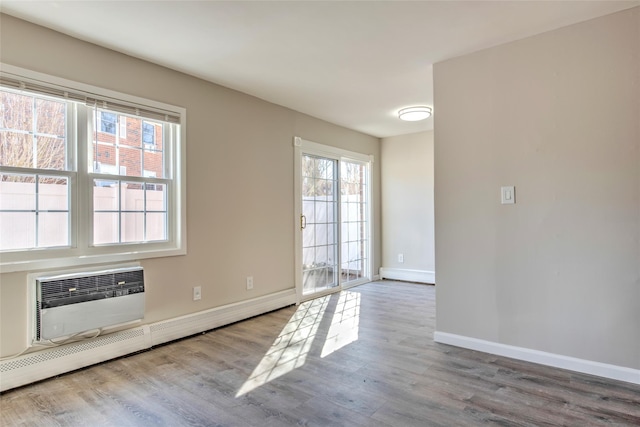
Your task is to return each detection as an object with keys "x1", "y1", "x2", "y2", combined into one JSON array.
[
  {"x1": 381, "y1": 131, "x2": 435, "y2": 275},
  {"x1": 434, "y1": 7, "x2": 639, "y2": 369},
  {"x1": 0, "y1": 14, "x2": 381, "y2": 357}
]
